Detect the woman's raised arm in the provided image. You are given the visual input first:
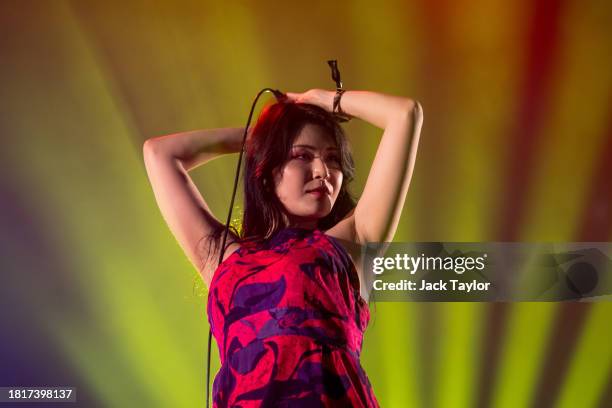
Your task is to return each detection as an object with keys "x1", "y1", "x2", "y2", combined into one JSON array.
[
  {"x1": 286, "y1": 90, "x2": 424, "y2": 244},
  {"x1": 142, "y1": 127, "x2": 246, "y2": 286}
]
